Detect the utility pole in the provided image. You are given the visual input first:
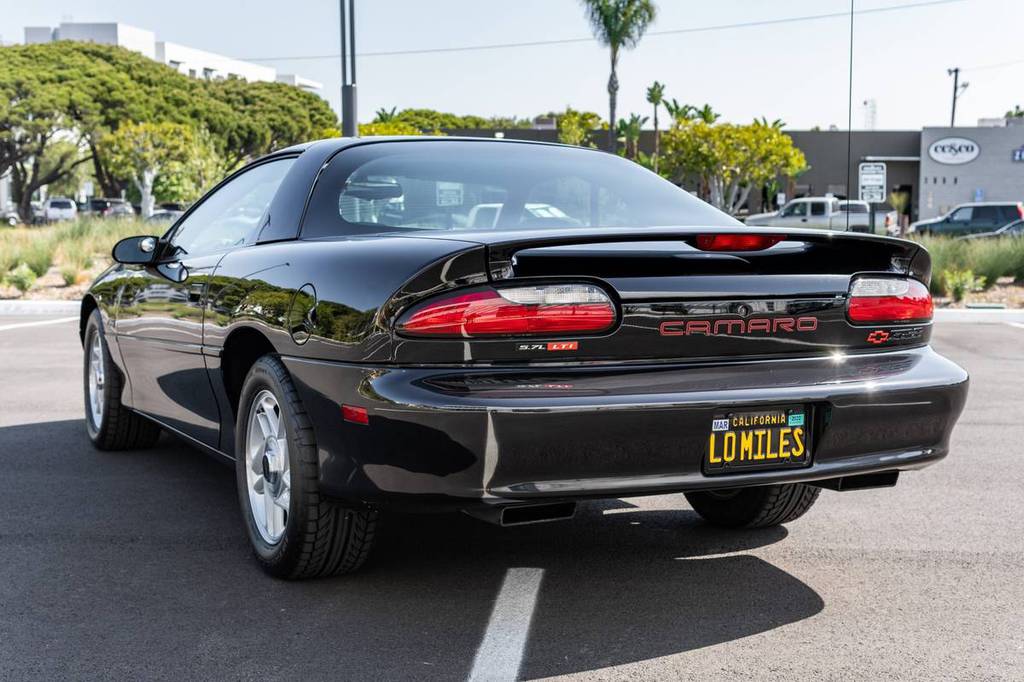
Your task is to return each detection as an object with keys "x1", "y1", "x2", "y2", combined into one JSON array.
[
  {"x1": 340, "y1": 0, "x2": 357, "y2": 137},
  {"x1": 947, "y1": 67, "x2": 968, "y2": 127}
]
